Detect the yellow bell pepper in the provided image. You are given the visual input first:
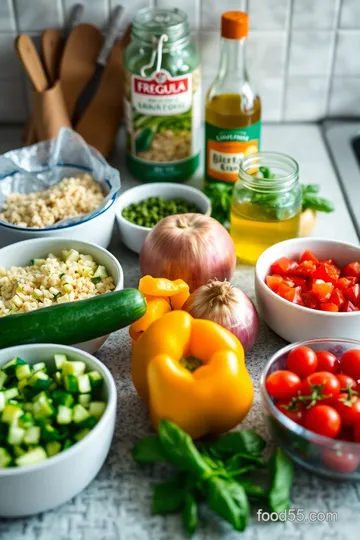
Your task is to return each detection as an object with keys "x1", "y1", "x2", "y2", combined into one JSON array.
[
  {"x1": 131, "y1": 310, "x2": 254, "y2": 439},
  {"x1": 129, "y1": 276, "x2": 190, "y2": 343}
]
